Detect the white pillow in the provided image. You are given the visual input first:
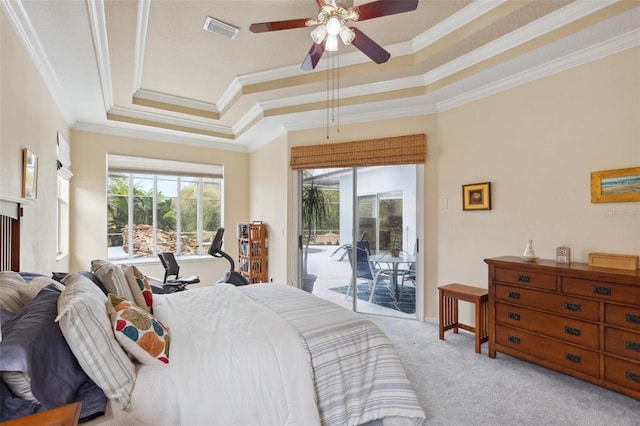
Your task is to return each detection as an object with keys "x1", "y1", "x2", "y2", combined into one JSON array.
[
  {"x1": 19, "y1": 276, "x2": 65, "y2": 306},
  {"x1": 0, "y1": 271, "x2": 27, "y2": 313},
  {"x1": 91, "y1": 259, "x2": 136, "y2": 302},
  {"x1": 56, "y1": 273, "x2": 136, "y2": 408}
]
